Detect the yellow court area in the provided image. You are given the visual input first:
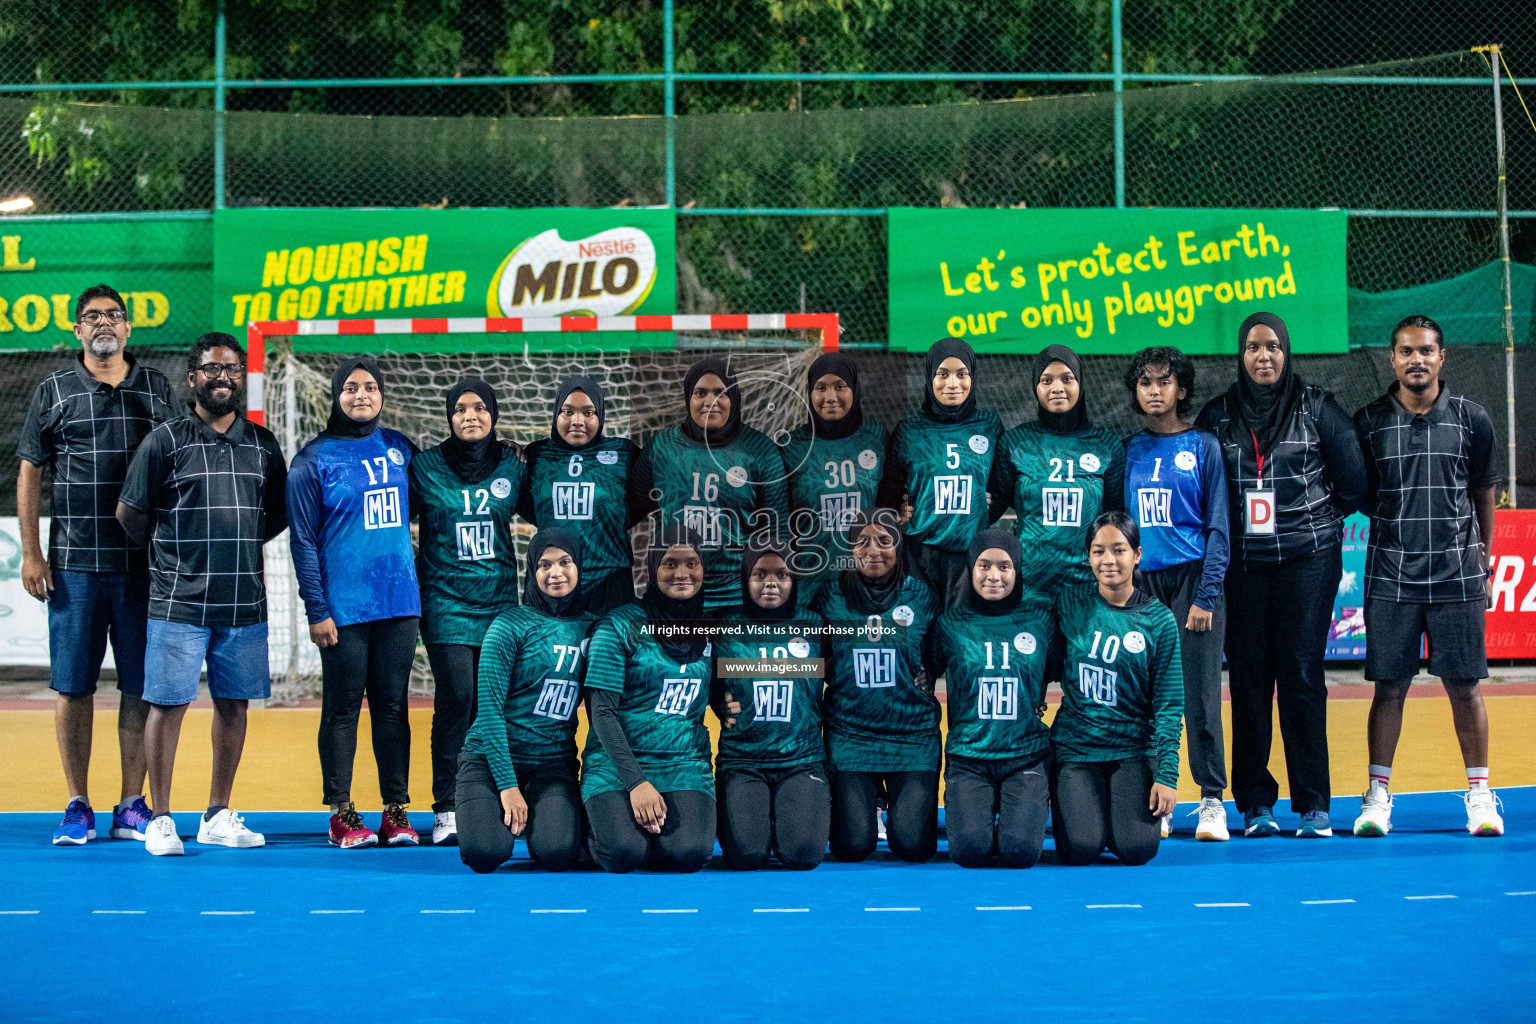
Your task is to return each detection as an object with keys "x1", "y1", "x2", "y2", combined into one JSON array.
[{"x1": 4, "y1": 695, "x2": 1534, "y2": 812}]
